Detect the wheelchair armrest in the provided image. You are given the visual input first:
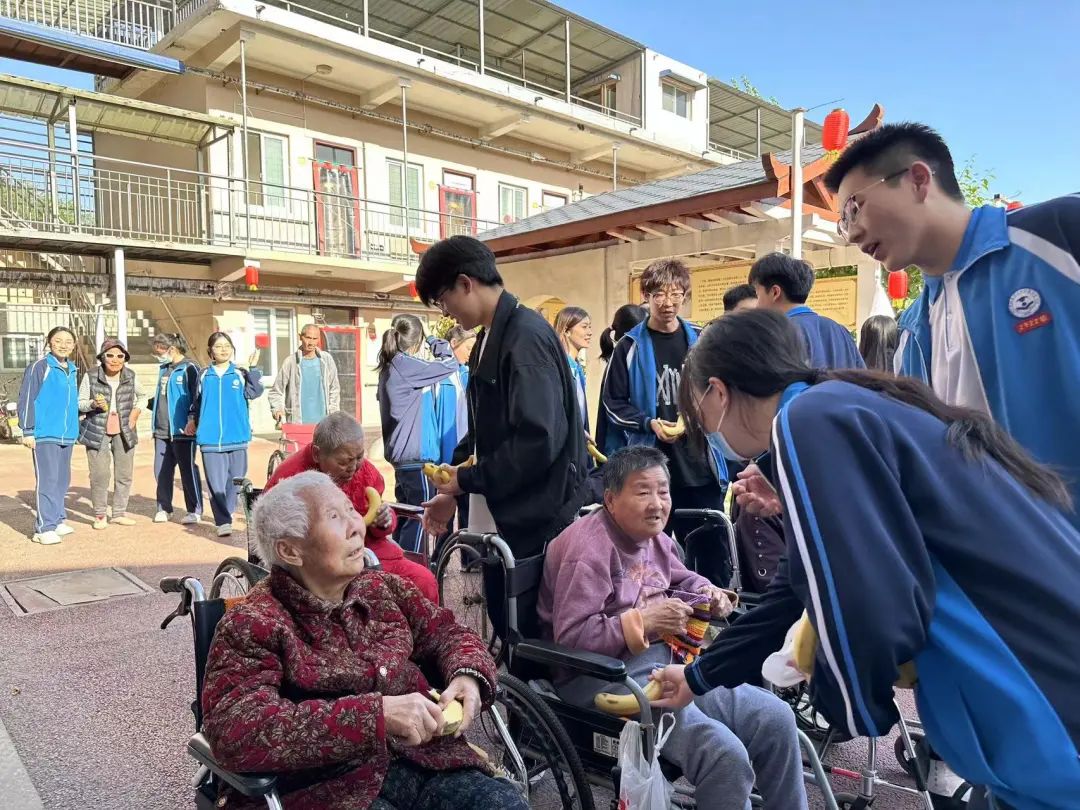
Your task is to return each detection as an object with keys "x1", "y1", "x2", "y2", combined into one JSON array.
[
  {"x1": 188, "y1": 733, "x2": 279, "y2": 797},
  {"x1": 514, "y1": 639, "x2": 627, "y2": 680}
]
